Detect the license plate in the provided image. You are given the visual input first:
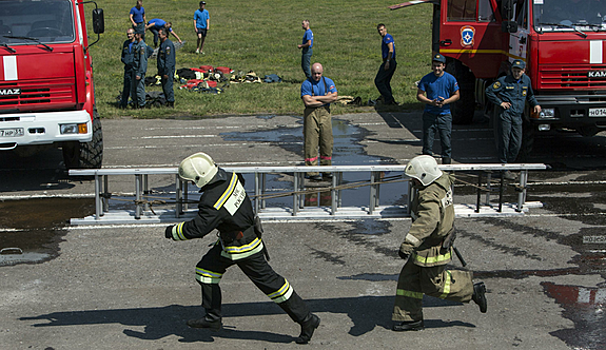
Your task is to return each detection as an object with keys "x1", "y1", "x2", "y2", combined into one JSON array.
[
  {"x1": 589, "y1": 108, "x2": 606, "y2": 117},
  {"x1": 0, "y1": 128, "x2": 24, "y2": 137}
]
